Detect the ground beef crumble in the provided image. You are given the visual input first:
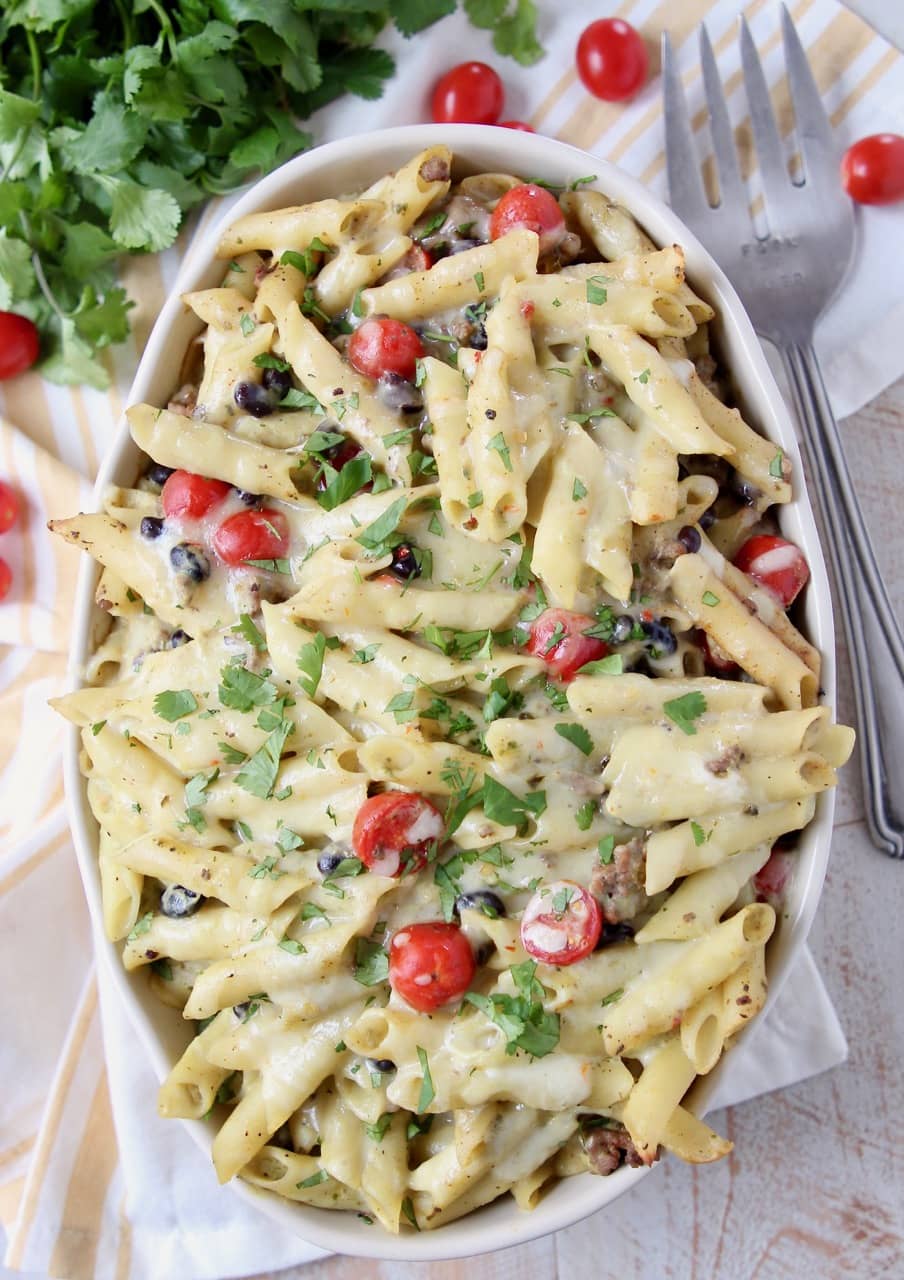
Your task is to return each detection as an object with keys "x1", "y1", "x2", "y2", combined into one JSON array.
[
  {"x1": 583, "y1": 1122, "x2": 658, "y2": 1175},
  {"x1": 590, "y1": 835, "x2": 648, "y2": 924}
]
